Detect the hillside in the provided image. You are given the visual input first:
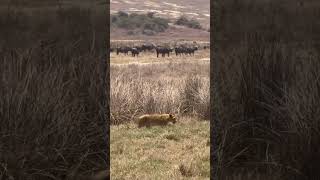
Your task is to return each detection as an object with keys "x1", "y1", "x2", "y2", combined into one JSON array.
[{"x1": 110, "y1": 0, "x2": 210, "y2": 41}]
